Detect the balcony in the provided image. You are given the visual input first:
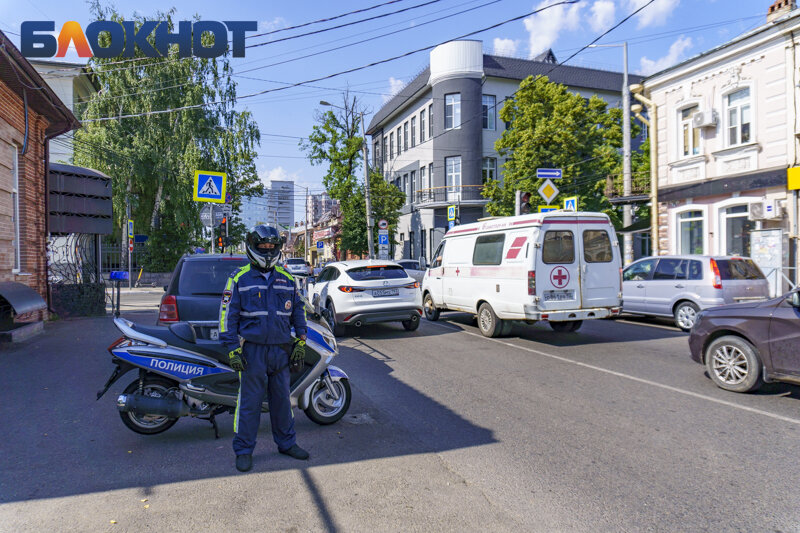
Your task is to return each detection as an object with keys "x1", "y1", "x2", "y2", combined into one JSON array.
[
  {"x1": 604, "y1": 174, "x2": 650, "y2": 205},
  {"x1": 413, "y1": 185, "x2": 489, "y2": 208}
]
